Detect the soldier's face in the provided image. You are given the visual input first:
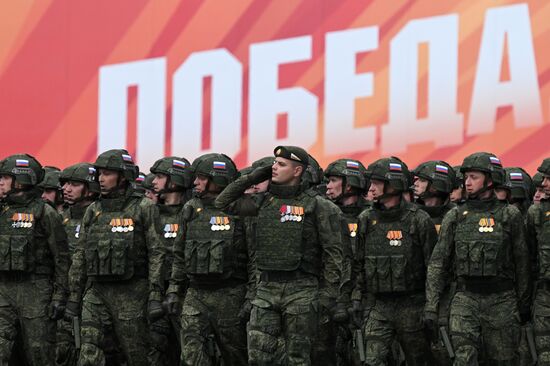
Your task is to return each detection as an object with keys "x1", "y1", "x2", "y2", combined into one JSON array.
[
  {"x1": 369, "y1": 179, "x2": 386, "y2": 200},
  {"x1": 464, "y1": 171, "x2": 486, "y2": 196},
  {"x1": 145, "y1": 189, "x2": 158, "y2": 203},
  {"x1": 41, "y1": 189, "x2": 57, "y2": 204},
  {"x1": 0, "y1": 175, "x2": 13, "y2": 196},
  {"x1": 326, "y1": 176, "x2": 344, "y2": 199},
  {"x1": 193, "y1": 174, "x2": 210, "y2": 194},
  {"x1": 413, "y1": 177, "x2": 429, "y2": 197},
  {"x1": 494, "y1": 188, "x2": 509, "y2": 201},
  {"x1": 152, "y1": 173, "x2": 168, "y2": 193},
  {"x1": 534, "y1": 187, "x2": 546, "y2": 204},
  {"x1": 450, "y1": 187, "x2": 463, "y2": 203},
  {"x1": 62, "y1": 181, "x2": 86, "y2": 204},
  {"x1": 98, "y1": 169, "x2": 119, "y2": 193},
  {"x1": 272, "y1": 158, "x2": 302, "y2": 185},
  {"x1": 543, "y1": 175, "x2": 550, "y2": 195}
]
